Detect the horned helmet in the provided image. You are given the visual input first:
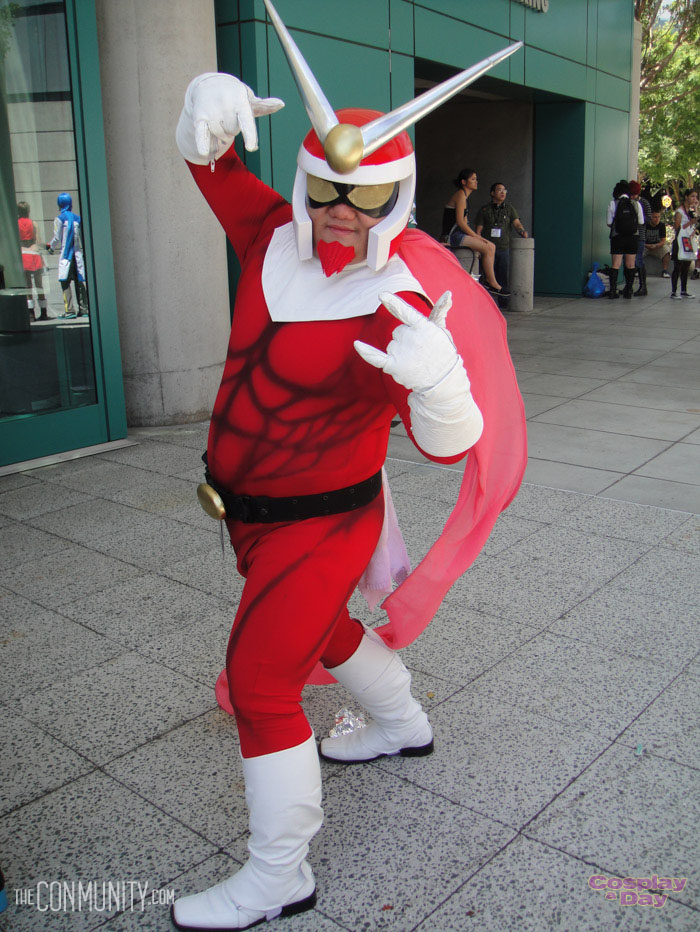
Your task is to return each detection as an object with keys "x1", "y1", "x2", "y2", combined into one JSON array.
[{"x1": 264, "y1": 0, "x2": 521, "y2": 271}]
